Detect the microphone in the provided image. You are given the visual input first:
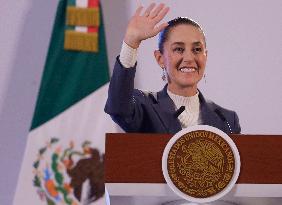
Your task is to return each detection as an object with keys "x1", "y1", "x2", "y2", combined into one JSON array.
[
  {"x1": 174, "y1": 106, "x2": 185, "y2": 118},
  {"x1": 214, "y1": 109, "x2": 233, "y2": 134}
]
